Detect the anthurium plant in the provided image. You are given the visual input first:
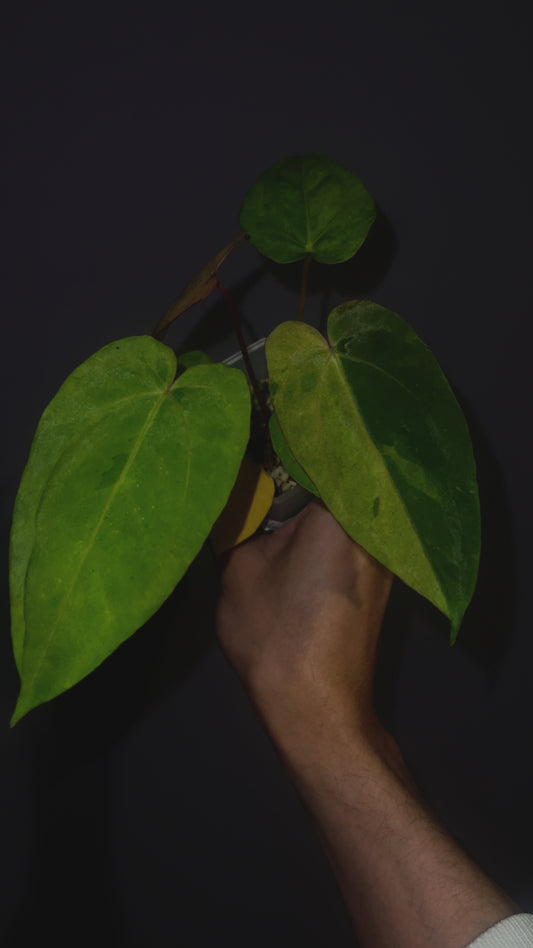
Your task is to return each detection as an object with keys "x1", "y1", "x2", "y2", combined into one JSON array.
[{"x1": 9, "y1": 155, "x2": 480, "y2": 726}]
